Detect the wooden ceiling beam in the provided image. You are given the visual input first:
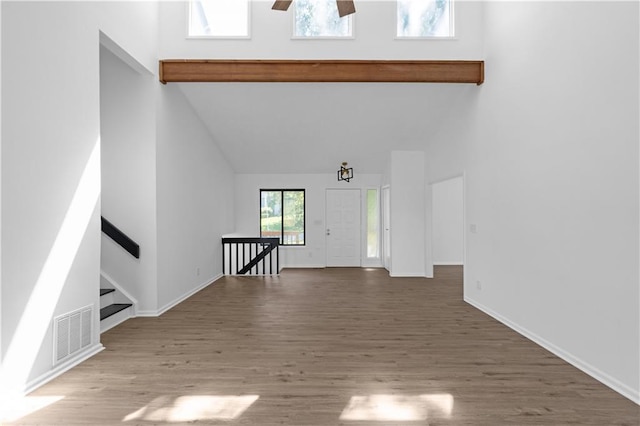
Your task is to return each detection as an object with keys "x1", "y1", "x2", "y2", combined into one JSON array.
[{"x1": 159, "y1": 60, "x2": 484, "y2": 85}]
